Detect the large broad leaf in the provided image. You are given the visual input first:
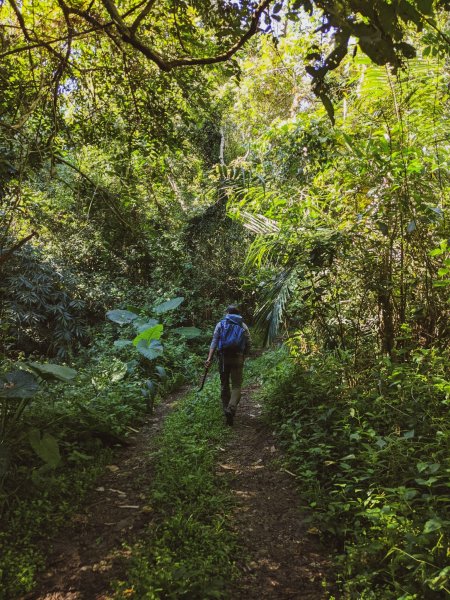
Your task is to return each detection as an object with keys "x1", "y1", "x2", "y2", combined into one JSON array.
[
  {"x1": 27, "y1": 362, "x2": 77, "y2": 382},
  {"x1": 133, "y1": 324, "x2": 164, "y2": 346},
  {"x1": 173, "y1": 326, "x2": 202, "y2": 339},
  {"x1": 153, "y1": 297, "x2": 184, "y2": 314},
  {"x1": 133, "y1": 318, "x2": 159, "y2": 333},
  {"x1": 106, "y1": 309, "x2": 138, "y2": 325},
  {"x1": 114, "y1": 339, "x2": 133, "y2": 349},
  {"x1": 28, "y1": 429, "x2": 61, "y2": 468},
  {"x1": 136, "y1": 339, "x2": 164, "y2": 361},
  {"x1": 0, "y1": 370, "x2": 38, "y2": 399}
]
